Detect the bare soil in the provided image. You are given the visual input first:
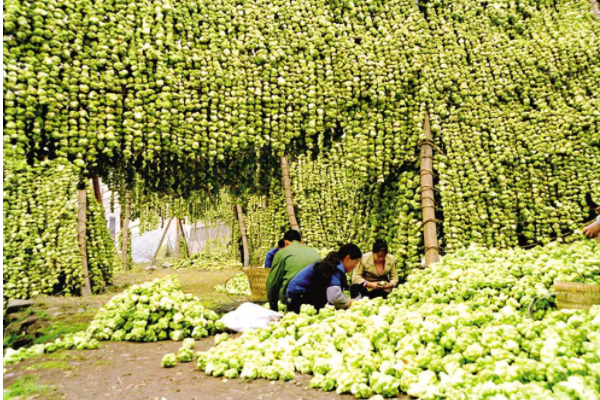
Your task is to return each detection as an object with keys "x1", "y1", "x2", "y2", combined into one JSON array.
[{"x1": 4, "y1": 339, "x2": 410, "y2": 400}]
